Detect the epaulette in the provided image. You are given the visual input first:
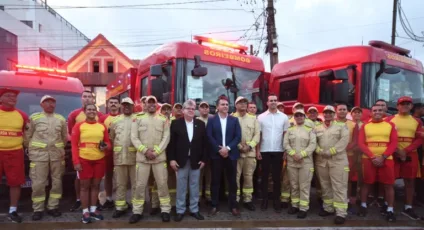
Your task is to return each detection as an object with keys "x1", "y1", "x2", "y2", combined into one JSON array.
[
  {"x1": 303, "y1": 125, "x2": 312, "y2": 131},
  {"x1": 247, "y1": 113, "x2": 256, "y2": 118},
  {"x1": 288, "y1": 126, "x2": 296, "y2": 130},
  {"x1": 232, "y1": 112, "x2": 239, "y2": 117},
  {"x1": 54, "y1": 113, "x2": 66, "y2": 121},
  {"x1": 157, "y1": 114, "x2": 167, "y2": 121},
  {"x1": 135, "y1": 112, "x2": 147, "y2": 119},
  {"x1": 111, "y1": 115, "x2": 124, "y2": 124},
  {"x1": 30, "y1": 112, "x2": 45, "y2": 120},
  {"x1": 334, "y1": 121, "x2": 345, "y2": 126},
  {"x1": 170, "y1": 116, "x2": 176, "y2": 120}
]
